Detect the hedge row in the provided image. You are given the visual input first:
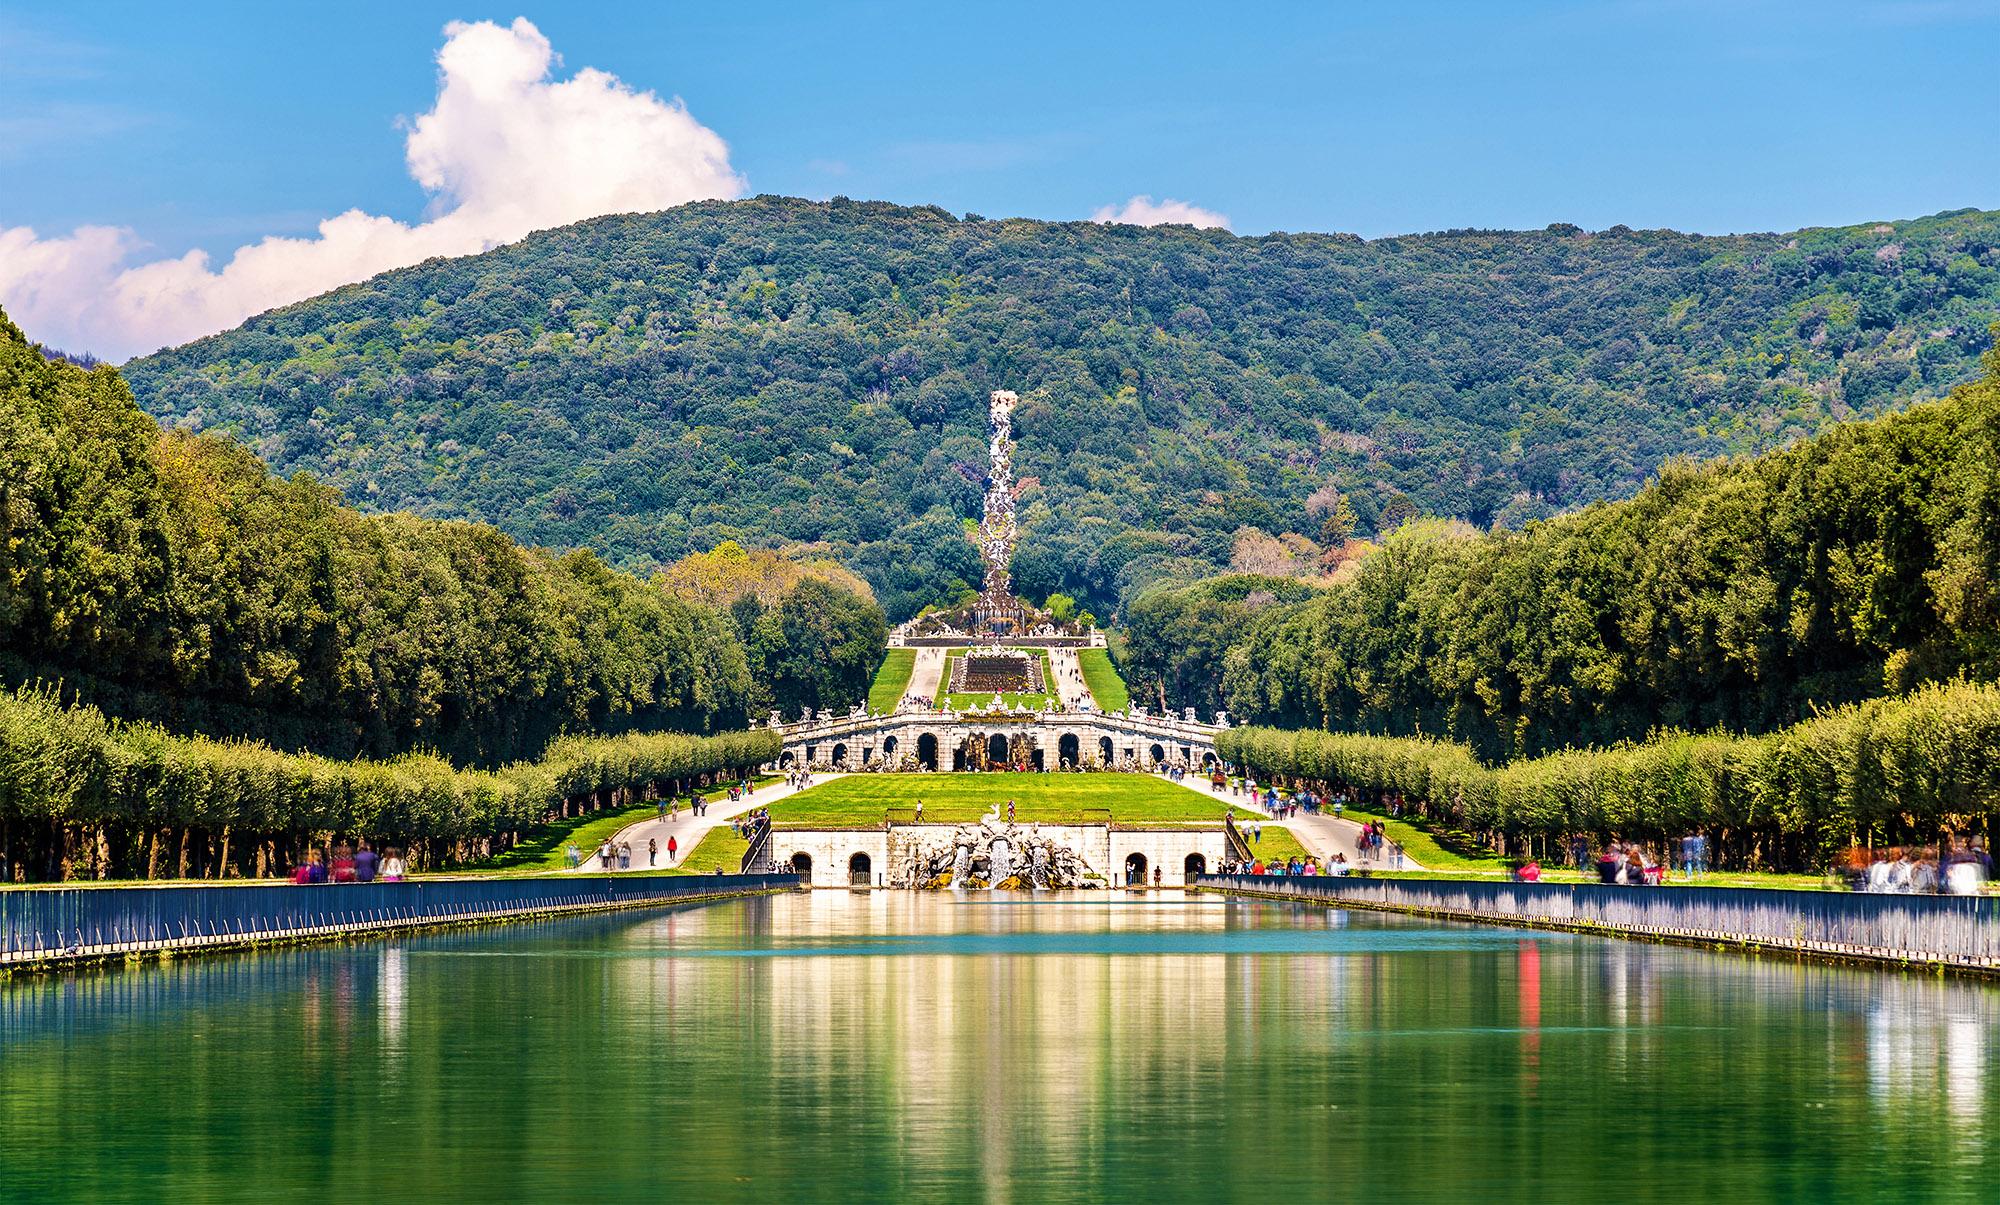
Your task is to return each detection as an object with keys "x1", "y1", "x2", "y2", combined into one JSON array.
[
  {"x1": 0, "y1": 687, "x2": 780, "y2": 880},
  {"x1": 1220, "y1": 680, "x2": 2000, "y2": 866}
]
